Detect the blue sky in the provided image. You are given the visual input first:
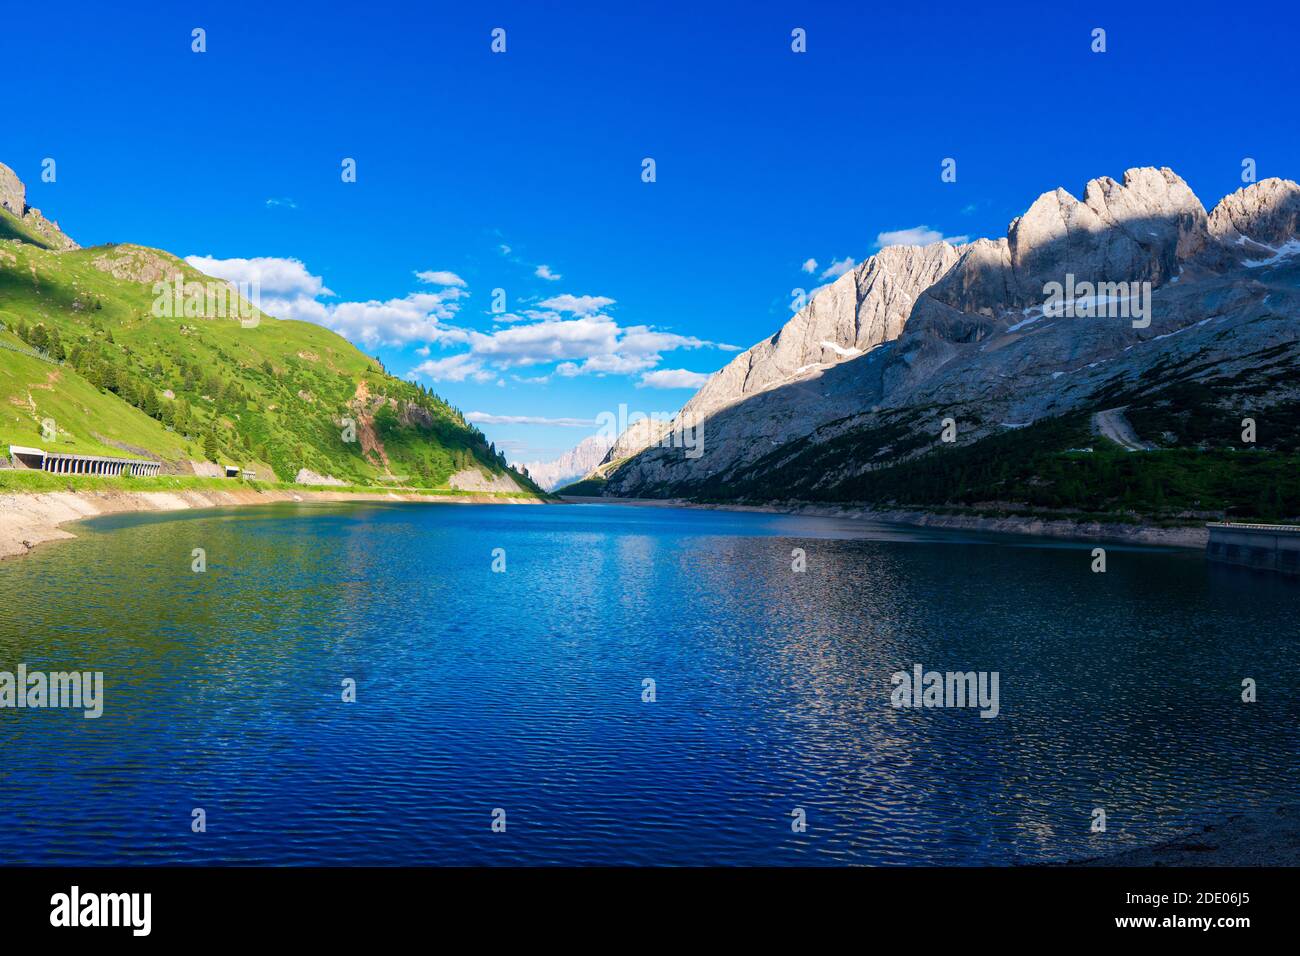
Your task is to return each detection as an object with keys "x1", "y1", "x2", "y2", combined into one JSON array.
[{"x1": 8, "y1": 1, "x2": 1299, "y2": 462}]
